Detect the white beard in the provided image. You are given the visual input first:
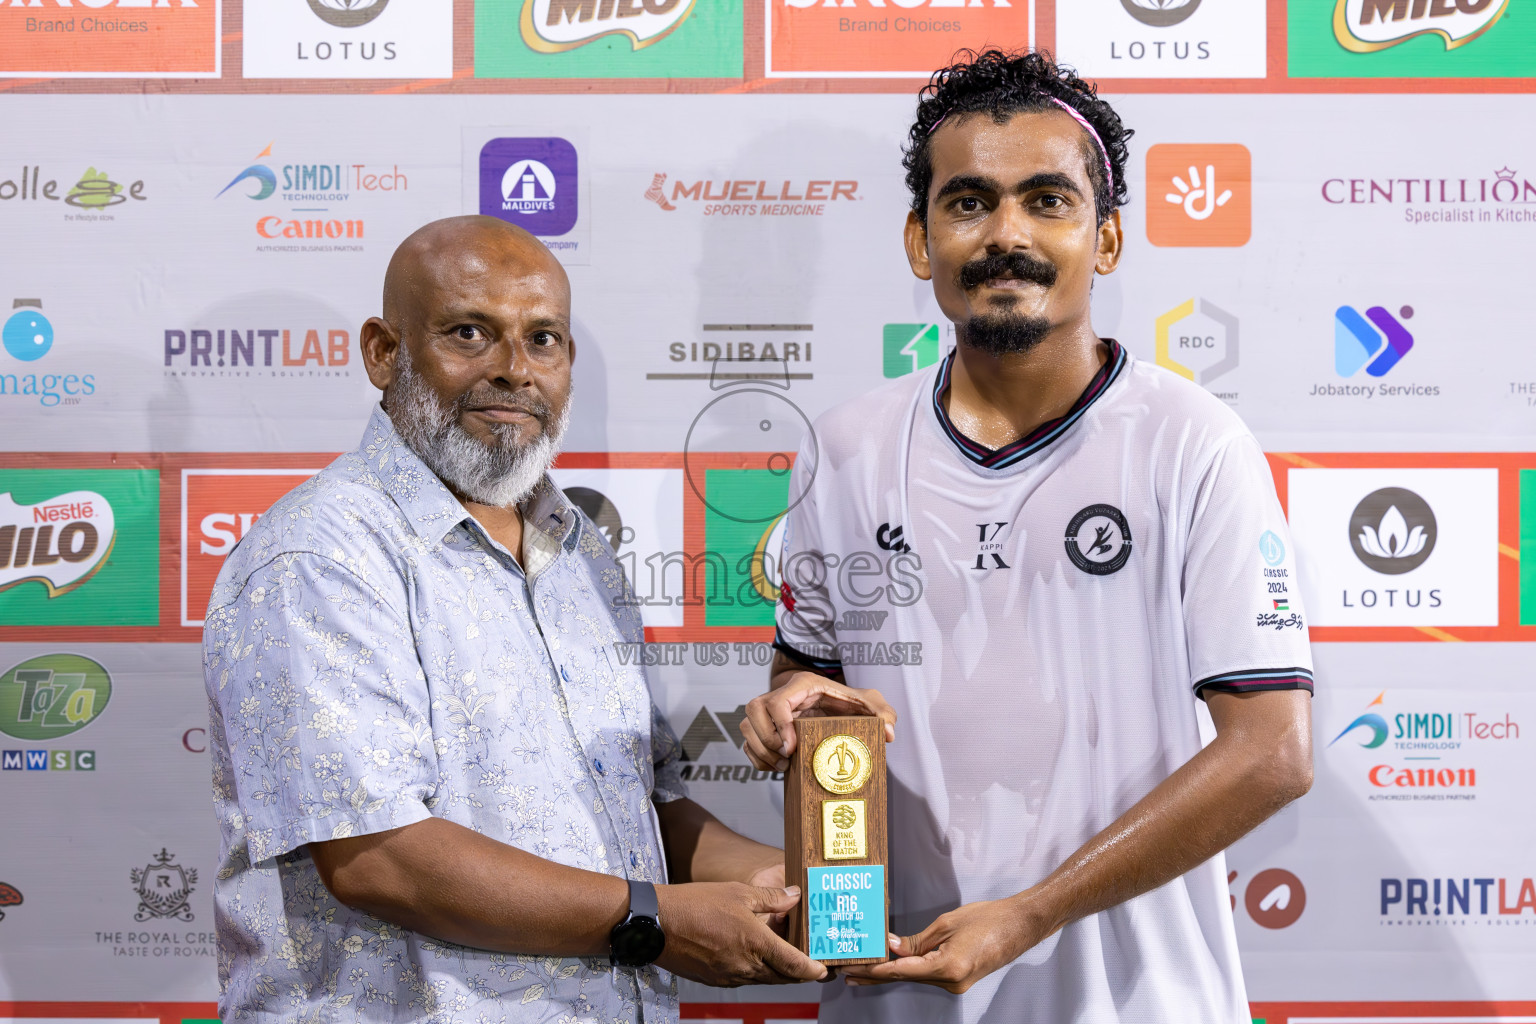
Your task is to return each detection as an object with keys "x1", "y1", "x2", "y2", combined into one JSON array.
[{"x1": 389, "y1": 349, "x2": 571, "y2": 509}]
